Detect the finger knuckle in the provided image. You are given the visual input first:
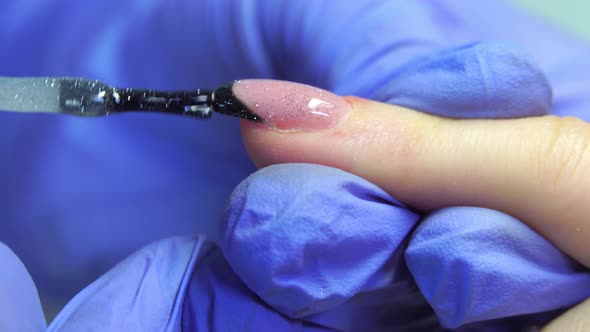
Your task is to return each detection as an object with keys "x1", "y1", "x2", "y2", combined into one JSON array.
[{"x1": 539, "y1": 116, "x2": 590, "y2": 190}]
